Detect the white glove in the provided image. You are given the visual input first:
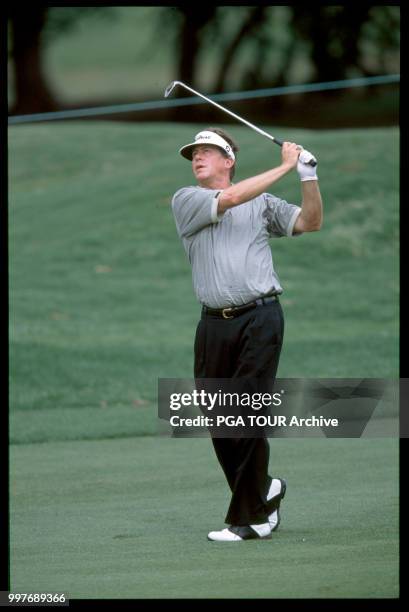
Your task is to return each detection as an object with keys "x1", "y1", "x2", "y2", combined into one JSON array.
[{"x1": 297, "y1": 149, "x2": 318, "y2": 181}]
